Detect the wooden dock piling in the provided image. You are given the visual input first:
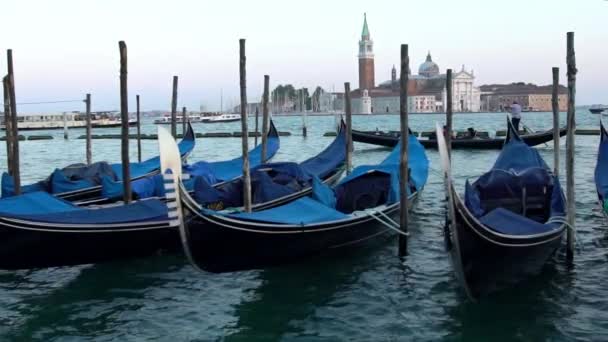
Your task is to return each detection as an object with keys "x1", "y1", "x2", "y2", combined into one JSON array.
[
  {"x1": 119, "y1": 41, "x2": 131, "y2": 203},
  {"x1": 239, "y1": 39, "x2": 252, "y2": 212},
  {"x1": 261, "y1": 75, "x2": 270, "y2": 162},
  {"x1": 344, "y1": 82, "x2": 352, "y2": 175},
  {"x1": 63, "y1": 112, "x2": 68, "y2": 140},
  {"x1": 171, "y1": 76, "x2": 178, "y2": 138},
  {"x1": 136, "y1": 94, "x2": 142, "y2": 162},
  {"x1": 446, "y1": 69, "x2": 453, "y2": 157},
  {"x1": 565, "y1": 32, "x2": 576, "y2": 261},
  {"x1": 552, "y1": 67, "x2": 560, "y2": 177},
  {"x1": 85, "y1": 93, "x2": 92, "y2": 165},
  {"x1": 398, "y1": 44, "x2": 410, "y2": 257},
  {"x1": 3, "y1": 76, "x2": 13, "y2": 177},
  {"x1": 254, "y1": 106, "x2": 259, "y2": 146},
  {"x1": 6, "y1": 50, "x2": 20, "y2": 195},
  {"x1": 182, "y1": 106, "x2": 187, "y2": 136},
  {"x1": 302, "y1": 88, "x2": 307, "y2": 137}
]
